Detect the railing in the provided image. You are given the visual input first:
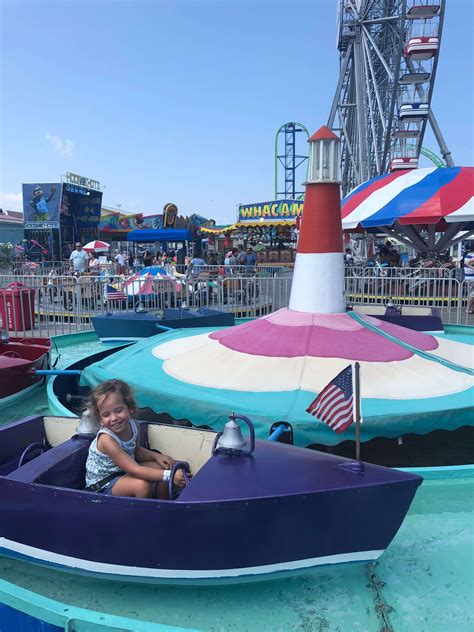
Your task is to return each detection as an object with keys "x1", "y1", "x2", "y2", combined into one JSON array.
[{"x1": 0, "y1": 269, "x2": 471, "y2": 337}]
